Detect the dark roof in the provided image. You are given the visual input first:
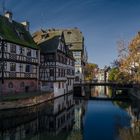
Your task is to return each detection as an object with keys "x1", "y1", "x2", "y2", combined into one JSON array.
[
  {"x1": 36, "y1": 30, "x2": 62, "y2": 53},
  {"x1": 33, "y1": 28, "x2": 84, "y2": 51},
  {"x1": 37, "y1": 30, "x2": 74, "y2": 60},
  {"x1": 0, "y1": 15, "x2": 37, "y2": 49},
  {"x1": 39, "y1": 35, "x2": 60, "y2": 53}
]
